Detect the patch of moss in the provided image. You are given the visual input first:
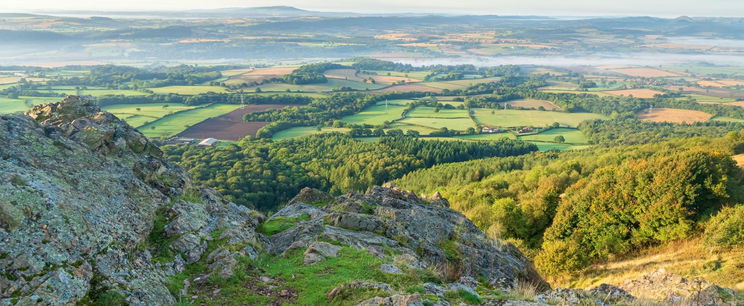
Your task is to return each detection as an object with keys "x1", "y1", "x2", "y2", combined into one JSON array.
[{"x1": 257, "y1": 213, "x2": 310, "y2": 236}]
